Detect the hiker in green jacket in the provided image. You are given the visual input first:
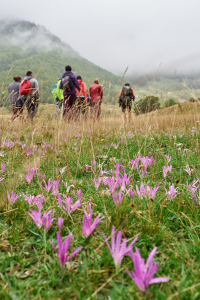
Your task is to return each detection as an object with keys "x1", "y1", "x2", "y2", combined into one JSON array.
[{"x1": 52, "y1": 79, "x2": 64, "y2": 120}]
